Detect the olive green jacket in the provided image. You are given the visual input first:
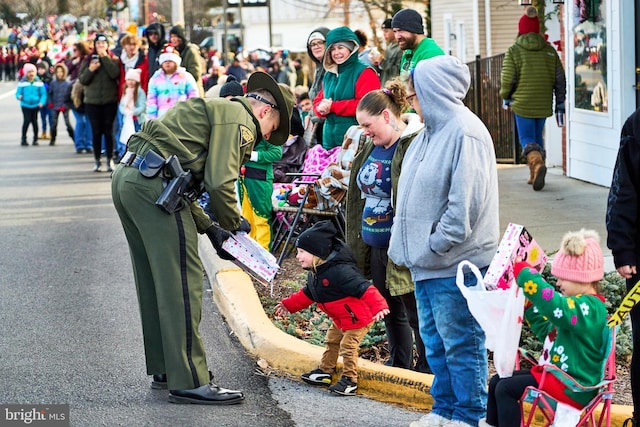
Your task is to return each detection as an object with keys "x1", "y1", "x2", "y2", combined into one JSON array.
[
  {"x1": 345, "y1": 117, "x2": 423, "y2": 295},
  {"x1": 178, "y1": 42, "x2": 205, "y2": 96},
  {"x1": 500, "y1": 32, "x2": 566, "y2": 118},
  {"x1": 128, "y1": 96, "x2": 260, "y2": 233},
  {"x1": 78, "y1": 55, "x2": 120, "y2": 105}
]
